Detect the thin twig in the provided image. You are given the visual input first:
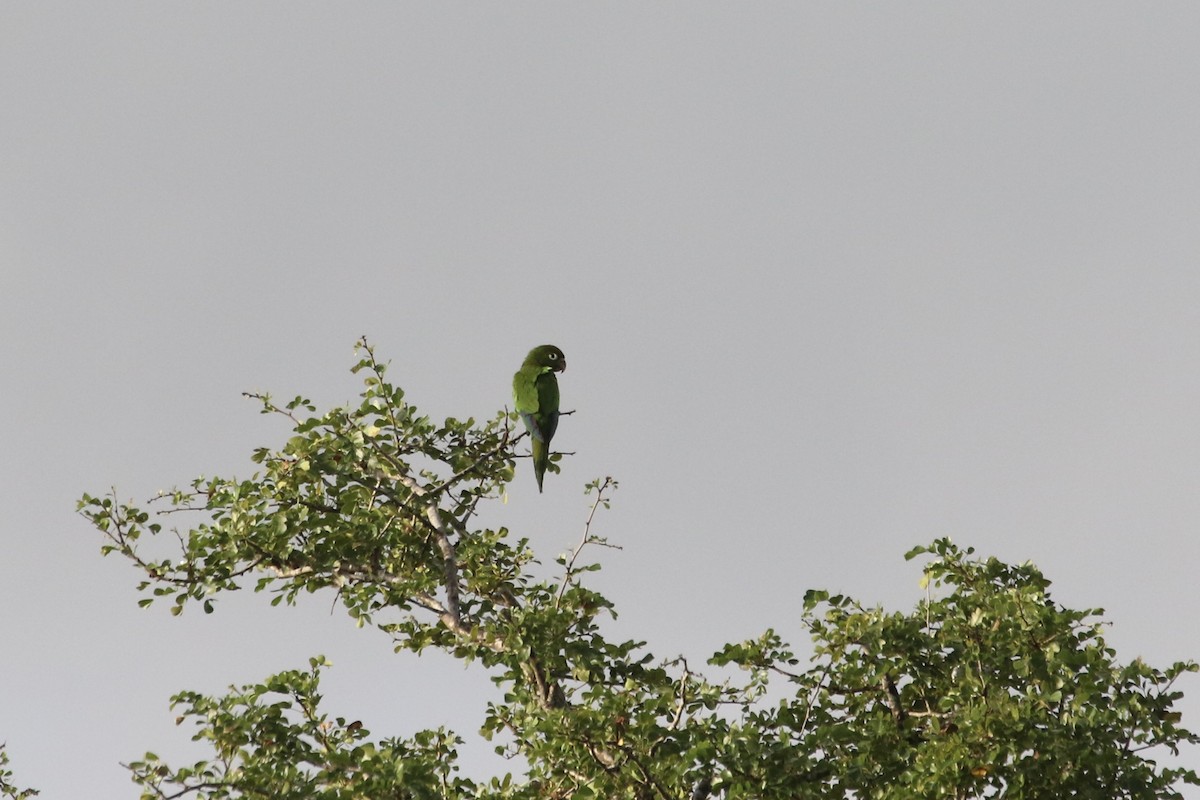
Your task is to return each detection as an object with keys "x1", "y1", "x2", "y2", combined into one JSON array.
[
  {"x1": 555, "y1": 477, "x2": 619, "y2": 608},
  {"x1": 798, "y1": 662, "x2": 831, "y2": 736}
]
